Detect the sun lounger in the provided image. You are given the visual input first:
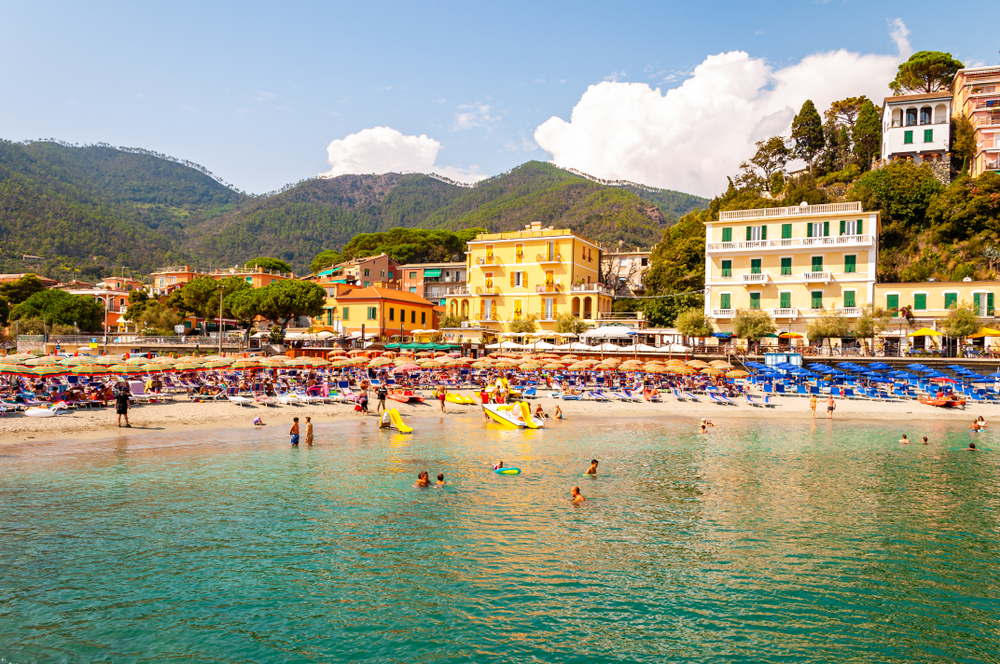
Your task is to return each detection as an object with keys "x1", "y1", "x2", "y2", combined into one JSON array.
[
  {"x1": 672, "y1": 389, "x2": 688, "y2": 402},
  {"x1": 227, "y1": 390, "x2": 254, "y2": 407},
  {"x1": 763, "y1": 395, "x2": 777, "y2": 408},
  {"x1": 745, "y1": 394, "x2": 762, "y2": 407},
  {"x1": 588, "y1": 391, "x2": 612, "y2": 402}
]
